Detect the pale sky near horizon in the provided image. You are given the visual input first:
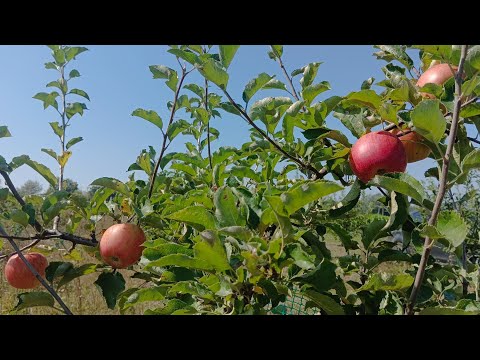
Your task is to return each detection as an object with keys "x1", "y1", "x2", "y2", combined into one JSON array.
[{"x1": 0, "y1": 45, "x2": 452, "y2": 191}]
